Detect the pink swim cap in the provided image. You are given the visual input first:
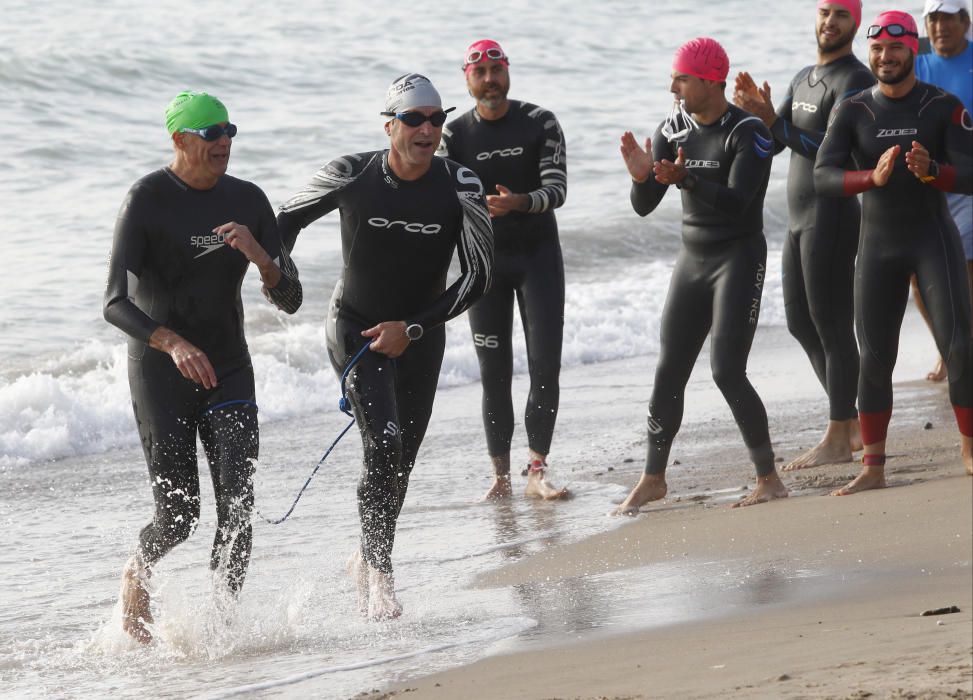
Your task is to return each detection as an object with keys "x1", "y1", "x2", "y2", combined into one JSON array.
[
  {"x1": 672, "y1": 37, "x2": 729, "y2": 82},
  {"x1": 463, "y1": 39, "x2": 509, "y2": 74},
  {"x1": 817, "y1": 0, "x2": 863, "y2": 27},
  {"x1": 867, "y1": 10, "x2": 920, "y2": 53}
]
